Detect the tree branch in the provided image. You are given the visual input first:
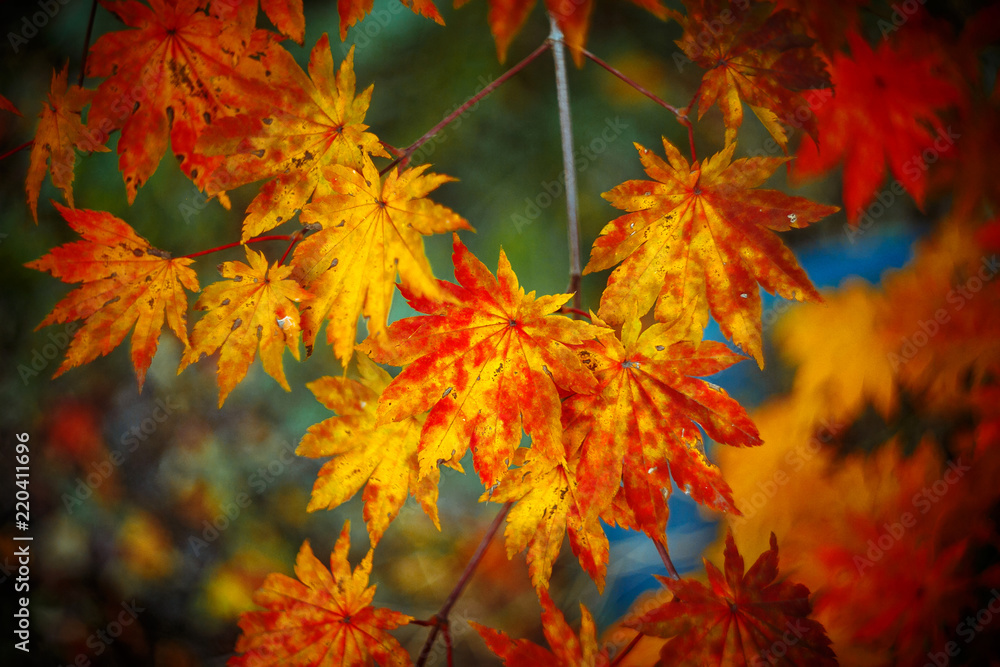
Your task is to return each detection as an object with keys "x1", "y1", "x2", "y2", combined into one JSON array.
[
  {"x1": 415, "y1": 501, "x2": 513, "y2": 667},
  {"x1": 380, "y1": 42, "x2": 552, "y2": 176},
  {"x1": 548, "y1": 16, "x2": 582, "y2": 312}
]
